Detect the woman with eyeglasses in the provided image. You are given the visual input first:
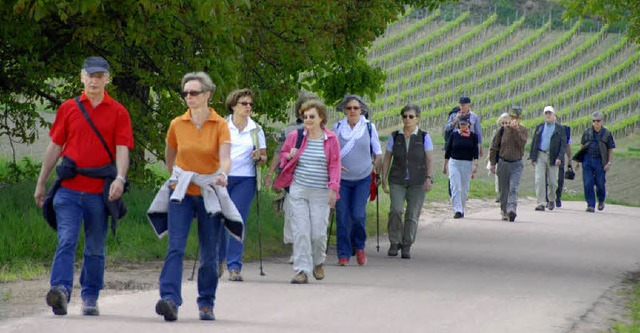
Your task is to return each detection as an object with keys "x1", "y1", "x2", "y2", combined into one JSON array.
[
  {"x1": 156, "y1": 72, "x2": 231, "y2": 321},
  {"x1": 332, "y1": 95, "x2": 382, "y2": 266},
  {"x1": 443, "y1": 117, "x2": 479, "y2": 219},
  {"x1": 274, "y1": 100, "x2": 341, "y2": 284},
  {"x1": 217, "y1": 88, "x2": 267, "y2": 282},
  {"x1": 381, "y1": 104, "x2": 434, "y2": 259}
]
